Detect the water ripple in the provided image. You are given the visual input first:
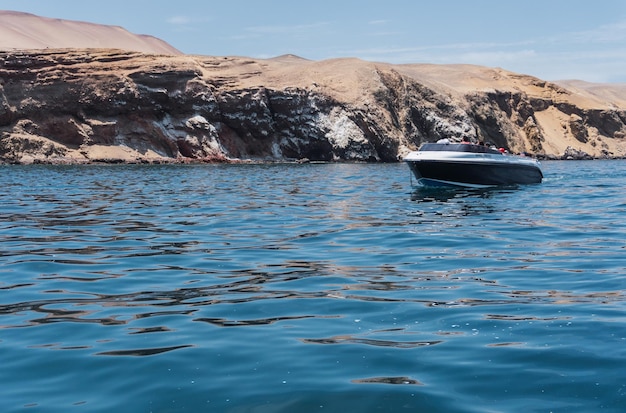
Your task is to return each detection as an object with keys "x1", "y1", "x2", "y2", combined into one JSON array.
[
  {"x1": 301, "y1": 336, "x2": 443, "y2": 348},
  {"x1": 1, "y1": 162, "x2": 626, "y2": 412},
  {"x1": 96, "y1": 344, "x2": 193, "y2": 357}
]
